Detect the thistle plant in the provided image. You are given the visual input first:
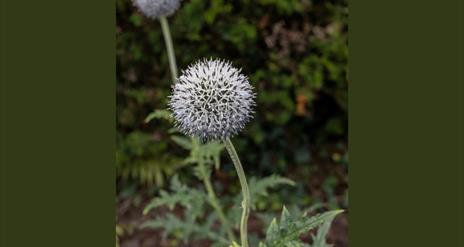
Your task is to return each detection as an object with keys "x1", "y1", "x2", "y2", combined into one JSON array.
[
  {"x1": 135, "y1": 2, "x2": 344, "y2": 246},
  {"x1": 137, "y1": 1, "x2": 236, "y2": 242},
  {"x1": 169, "y1": 58, "x2": 255, "y2": 247}
]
